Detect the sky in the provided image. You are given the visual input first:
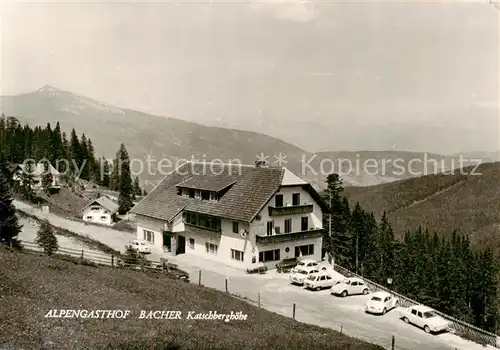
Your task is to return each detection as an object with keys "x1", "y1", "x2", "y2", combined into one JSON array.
[{"x1": 1, "y1": 0, "x2": 499, "y2": 153}]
